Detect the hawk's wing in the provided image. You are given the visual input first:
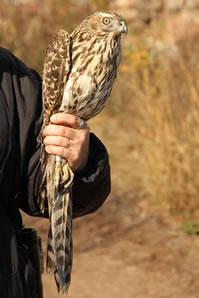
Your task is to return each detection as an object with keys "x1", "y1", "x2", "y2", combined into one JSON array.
[
  {"x1": 39, "y1": 30, "x2": 71, "y2": 207},
  {"x1": 42, "y1": 29, "x2": 71, "y2": 128}
]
